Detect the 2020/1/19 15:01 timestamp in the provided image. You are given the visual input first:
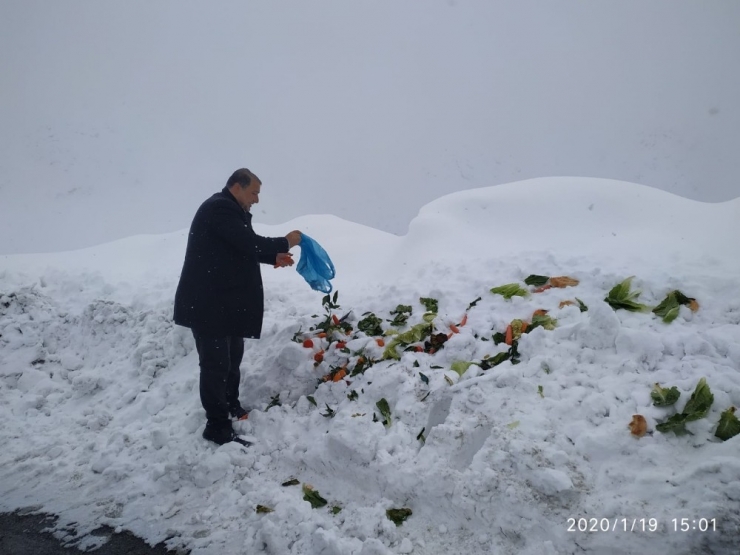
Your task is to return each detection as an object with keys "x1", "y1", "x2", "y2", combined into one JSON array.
[{"x1": 567, "y1": 518, "x2": 718, "y2": 533}]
